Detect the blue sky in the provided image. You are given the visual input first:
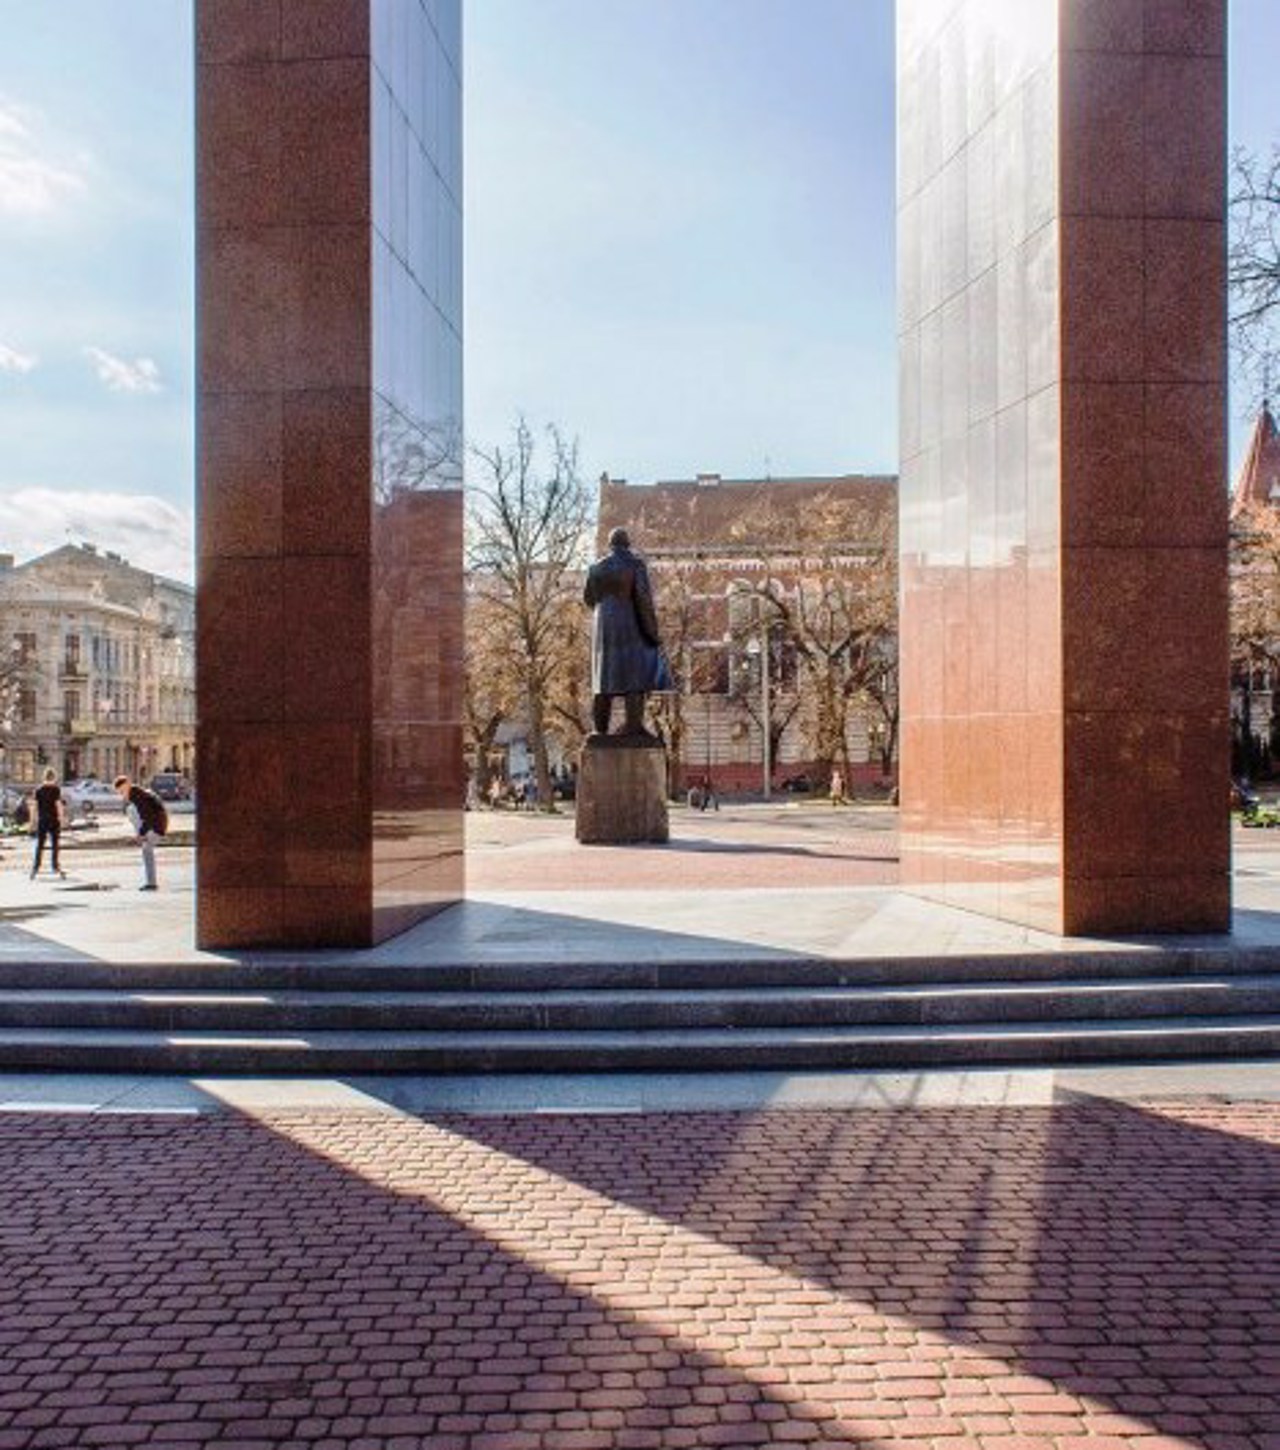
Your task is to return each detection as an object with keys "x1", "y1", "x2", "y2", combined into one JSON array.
[{"x1": 0, "y1": 0, "x2": 1275, "y2": 578}]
